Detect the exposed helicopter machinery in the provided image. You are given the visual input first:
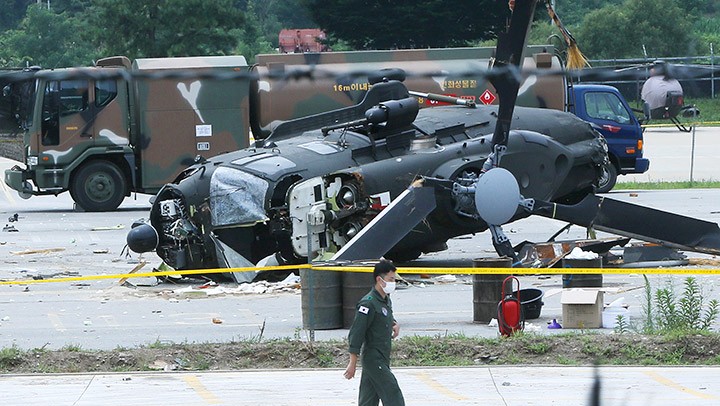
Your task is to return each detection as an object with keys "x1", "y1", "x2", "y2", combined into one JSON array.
[{"x1": 126, "y1": 0, "x2": 720, "y2": 283}]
